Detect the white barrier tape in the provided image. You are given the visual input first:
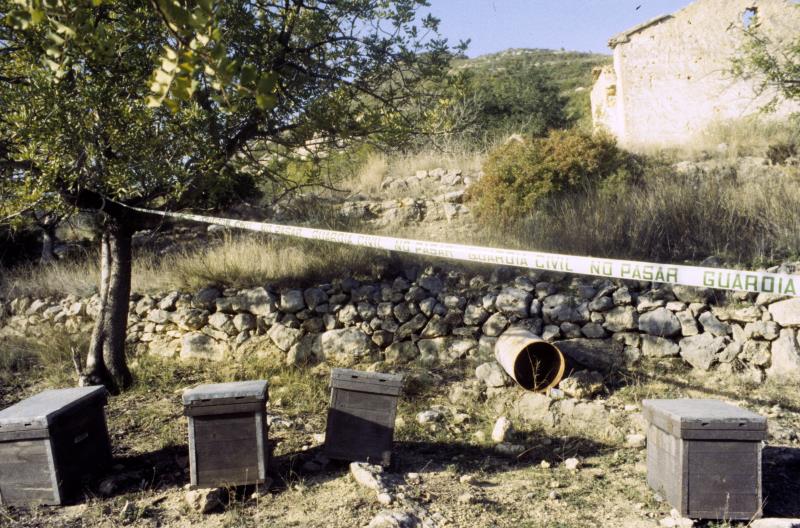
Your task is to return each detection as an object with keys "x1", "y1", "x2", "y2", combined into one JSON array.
[{"x1": 129, "y1": 206, "x2": 800, "y2": 297}]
